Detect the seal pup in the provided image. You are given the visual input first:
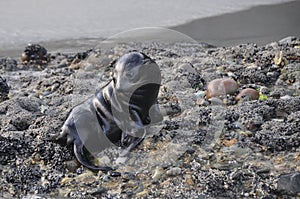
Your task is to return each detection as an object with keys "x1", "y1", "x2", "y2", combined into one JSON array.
[{"x1": 57, "y1": 52, "x2": 163, "y2": 171}]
